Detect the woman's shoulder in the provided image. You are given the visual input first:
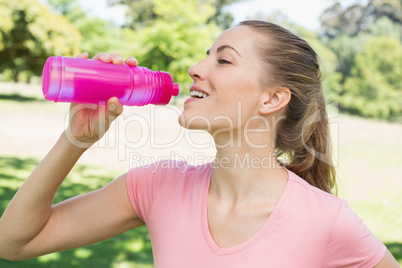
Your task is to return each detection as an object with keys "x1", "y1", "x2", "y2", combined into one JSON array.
[
  {"x1": 282, "y1": 170, "x2": 386, "y2": 267},
  {"x1": 126, "y1": 160, "x2": 213, "y2": 222},
  {"x1": 285, "y1": 169, "x2": 345, "y2": 213},
  {"x1": 282, "y1": 170, "x2": 374, "y2": 243},
  {"x1": 287, "y1": 169, "x2": 338, "y2": 197}
]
